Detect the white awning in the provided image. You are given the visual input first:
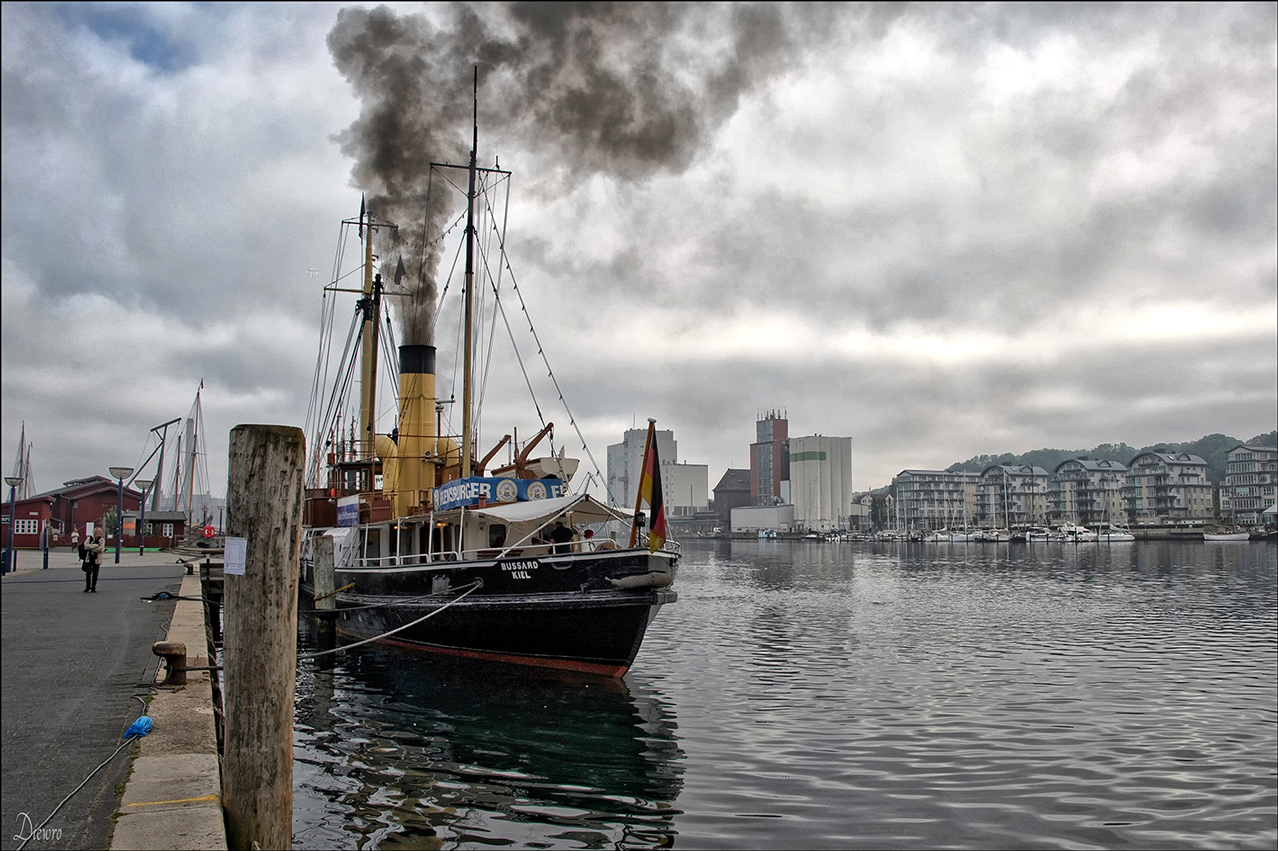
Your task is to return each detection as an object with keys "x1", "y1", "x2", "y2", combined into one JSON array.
[{"x1": 464, "y1": 493, "x2": 629, "y2": 525}]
